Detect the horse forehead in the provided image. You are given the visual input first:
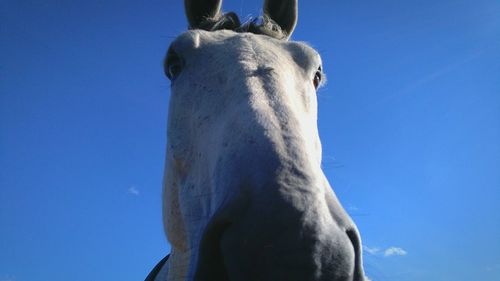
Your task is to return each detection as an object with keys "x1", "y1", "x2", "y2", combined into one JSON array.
[{"x1": 172, "y1": 29, "x2": 320, "y2": 65}]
